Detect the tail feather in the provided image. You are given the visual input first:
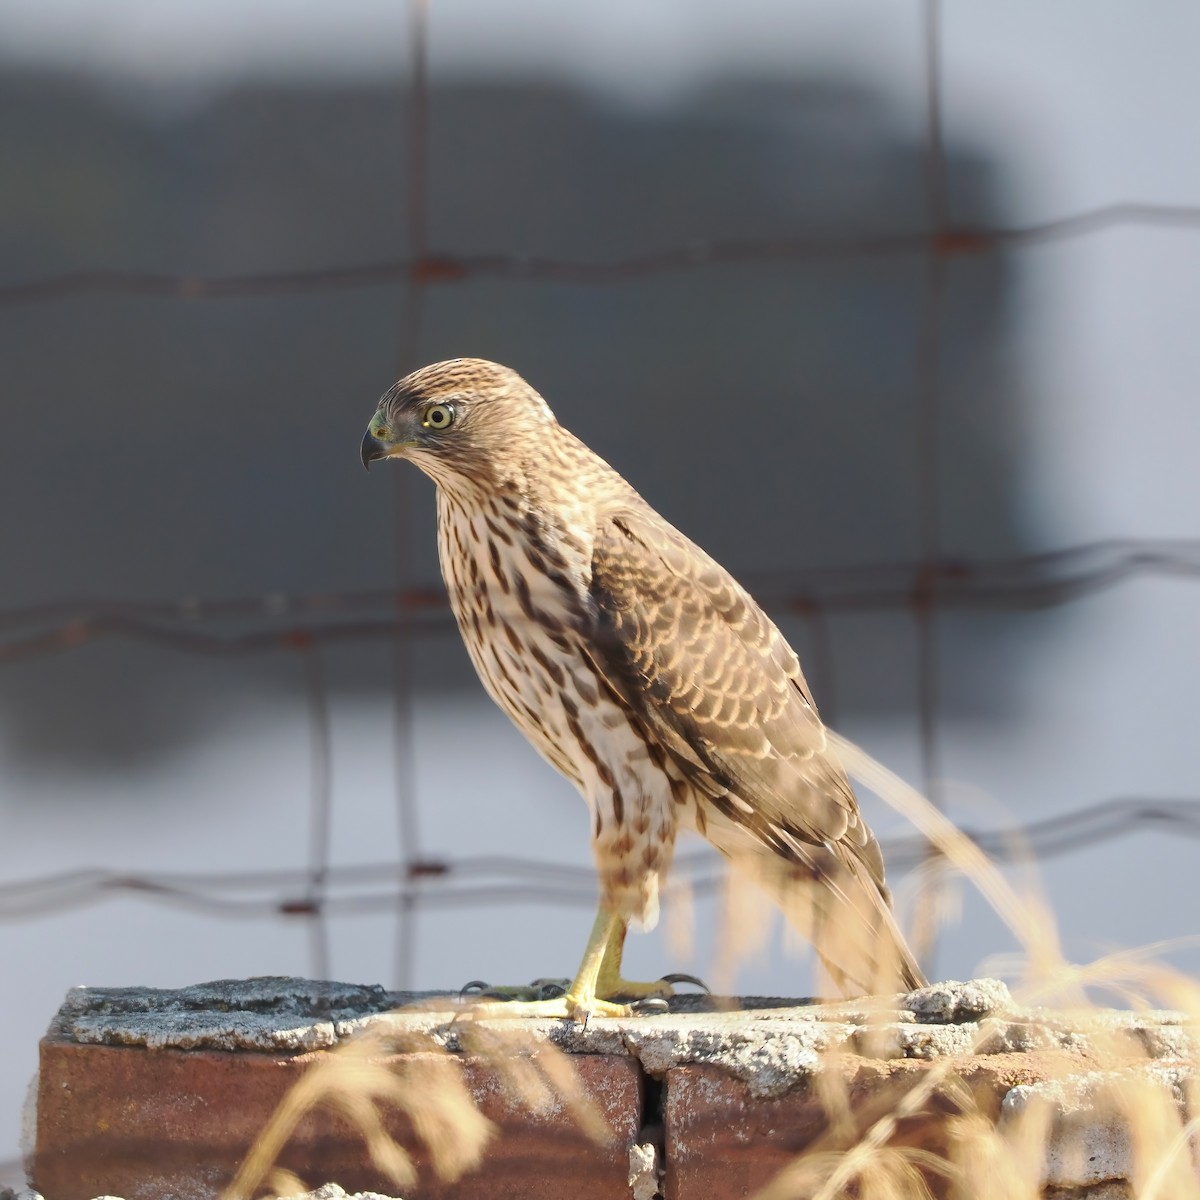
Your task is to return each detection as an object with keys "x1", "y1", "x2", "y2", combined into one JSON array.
[
  {"x1": 705, "y1": 803, "x2": 927, "y2": 996},
  {"x1": 749, "y1": 847, "x2": 926, "y2": 996}
]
